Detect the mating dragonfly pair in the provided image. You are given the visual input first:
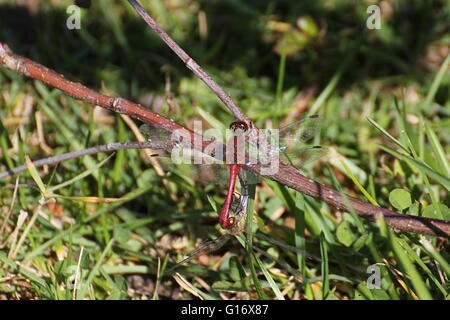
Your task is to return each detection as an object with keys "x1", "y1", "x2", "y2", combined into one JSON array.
[
  {"x1": 141, "y1": 115, "x2": 327, "y2": 235},
  {"x1": 141, "y1": 116, "x2": 327, "y2": 233}
]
